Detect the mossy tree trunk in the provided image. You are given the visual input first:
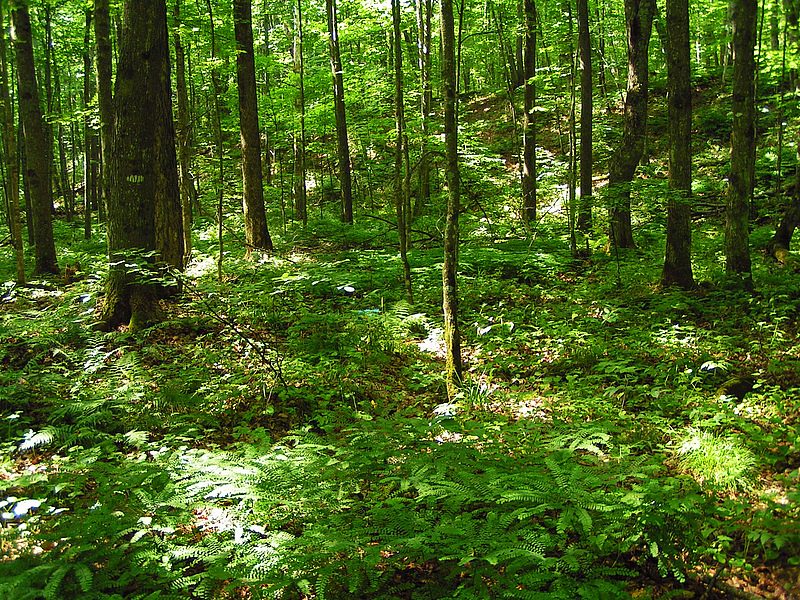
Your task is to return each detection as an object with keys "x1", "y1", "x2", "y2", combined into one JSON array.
[
  {"x1": 607, "y1": 0, "x2": 655, "y2": 250},
  {"x1": 661, "y1": 0, "x2": 694, "y2": 289},
  {"x1": 102, "y1": 0, "x2": 178, "y2": 330},
  {"x1": 11, "y1": 0, "x2": 58, "y2": 275},
  {"x1": 234, "y1": 0, "x2": 272, "y2": 255},
  {"x1": 95, "y1": 0, "x2": 113, "y2": 225},
  {"x1": 441, "y1": 0, "x2": 462, "y2": 399},
  {"x1": 725, "y1": 0, "x2": 756, "y2": 287}
]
